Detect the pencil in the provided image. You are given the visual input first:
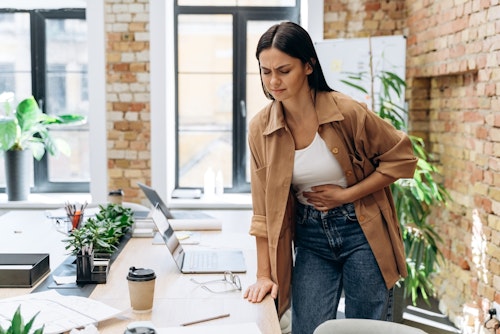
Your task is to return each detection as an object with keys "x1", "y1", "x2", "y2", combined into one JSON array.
[{"x1": 180, "y1": 313, "x2": 230, "y2": 326}]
